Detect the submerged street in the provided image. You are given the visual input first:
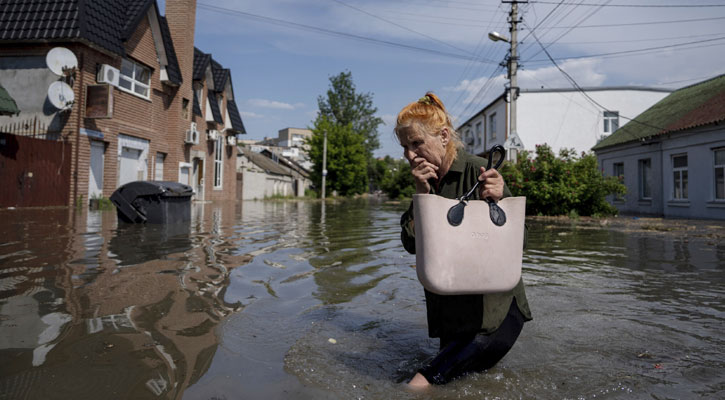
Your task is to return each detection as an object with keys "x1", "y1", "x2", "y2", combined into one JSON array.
[{"x1": 0, "y1": 199, "x2": 723, "y2": 399}]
